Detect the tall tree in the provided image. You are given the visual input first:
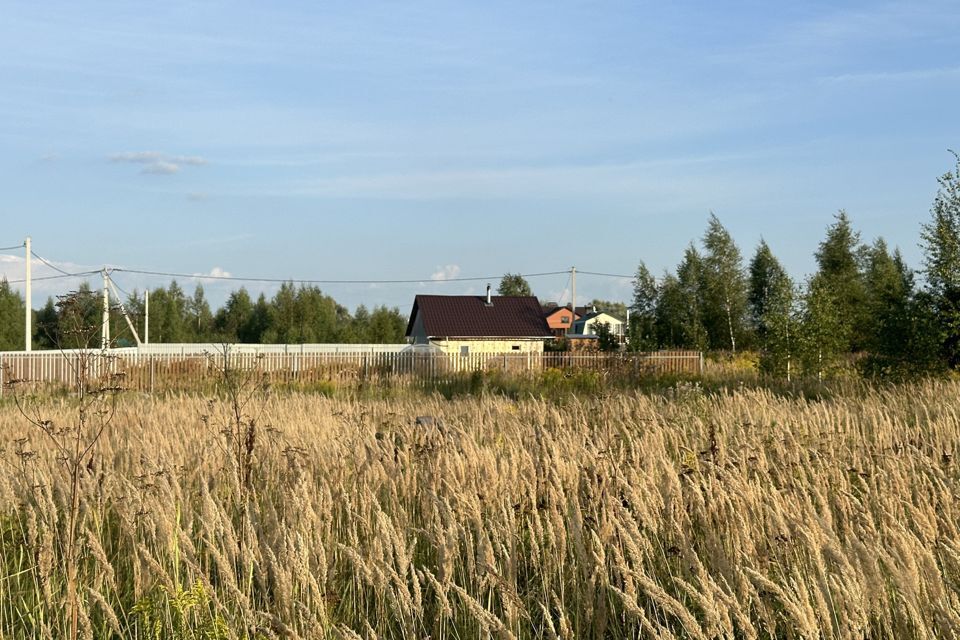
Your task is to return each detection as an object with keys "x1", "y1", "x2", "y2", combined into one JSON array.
[
  {"x1": 241, "y1": 293, "x2": 271, "y2": 343},
  {"x1": 33, "y1": 297, "x2": 59, "y2": 349},
  {"x1": 759, "y1": 279, "x2": 799, "y2": 379},
  {"x1": 676, "y1": 245, "x2": 708, "y2": 351},
  {"x1": 148, "y1": 281, "x2": 188, "y2": 343},
  {"x1": 214, "y1": 288, "x2": 254, "y2": 342},
  {"x1": 654, "y1": 273, "x2": 685, "y2": 347},
  {"x1": 748, "y1": 239, "x2": 790, "y2": 340},
  {"x1": 799, "y1": 277, "x2": 851, "y2": 380},
  {"x1": 367, "y1": 306, "x2": 407, "y2": 343},
  {"x1": 920, "y1": 152, "x2": 960, "y2": 367},
  {"x1": 812, "y1": 210, "x2": 867, "y2": 351},
  {"x1": 497, "y1": 273, "x2": 532, "y2": 296},
  {"x1": 186, "y1": 285, "x2": 214, "y2": 341},
  {"x1": 701, "y1": 214, "x2": 749, "y2": 352},
  {"x1": 629, "y1": 261, "x2": 658, "y2": 351},
  {"x1": 862, "y1": 243, "x2": 942, "y2": 376}
]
